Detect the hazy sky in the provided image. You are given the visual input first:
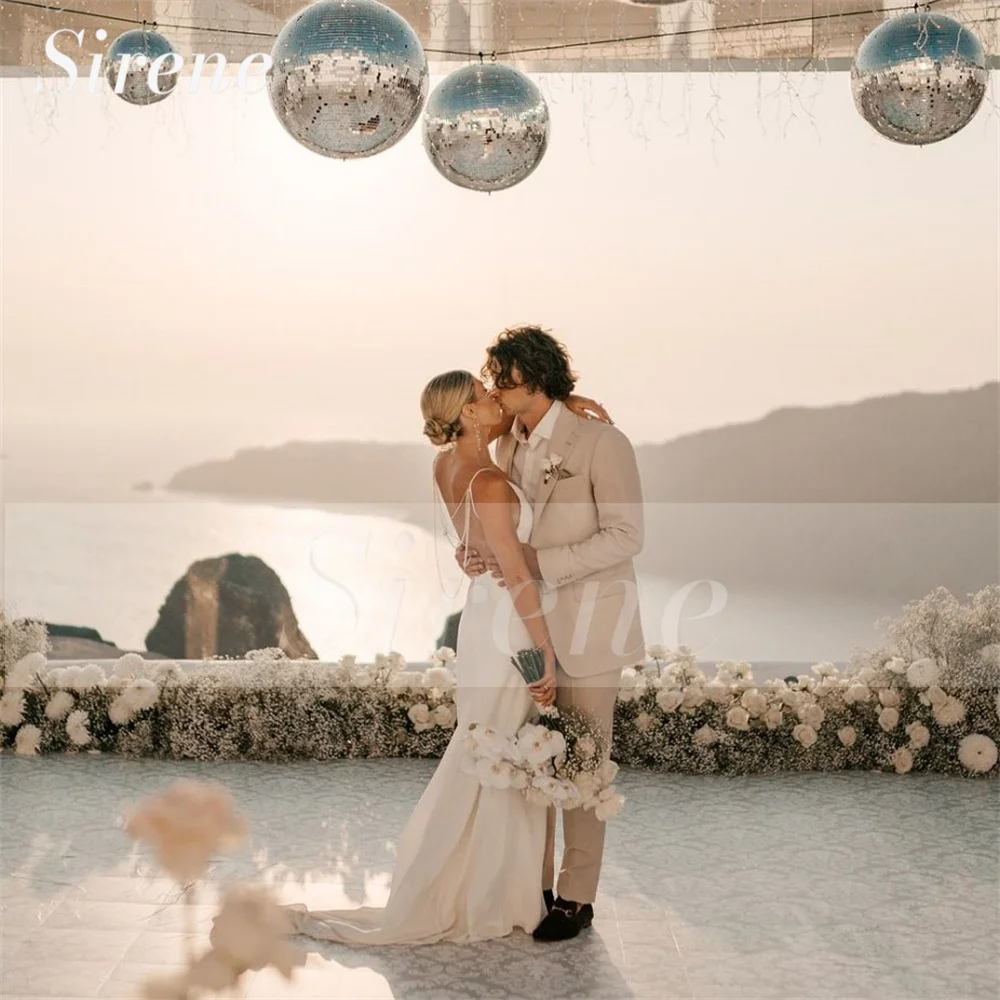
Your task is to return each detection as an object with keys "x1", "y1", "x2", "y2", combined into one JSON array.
[{"x1": 3, "y1": 69, "x2": 998, "y2": 457}]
